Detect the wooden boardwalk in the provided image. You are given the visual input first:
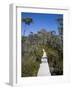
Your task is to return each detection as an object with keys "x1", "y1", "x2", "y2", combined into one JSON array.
[{"x1": 37, "y1": 49, "x2": 51, "y2": 76}]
